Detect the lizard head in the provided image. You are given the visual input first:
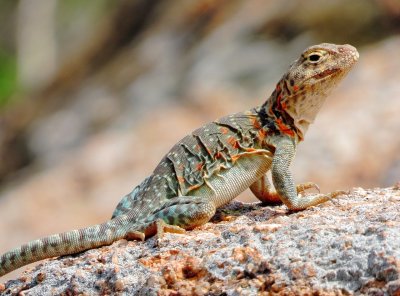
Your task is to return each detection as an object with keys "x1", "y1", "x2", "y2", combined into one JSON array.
[{"x1": 271, "y1": 43, "x2": 359, "y2": 140}]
